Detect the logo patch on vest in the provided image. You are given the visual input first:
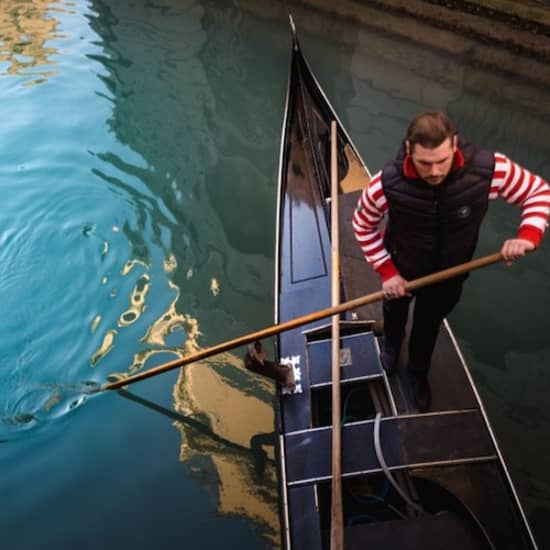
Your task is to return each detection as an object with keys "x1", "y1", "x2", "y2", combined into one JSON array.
[{"x1": 457, "y1": 205, "x2": 471, "y2": 219}]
